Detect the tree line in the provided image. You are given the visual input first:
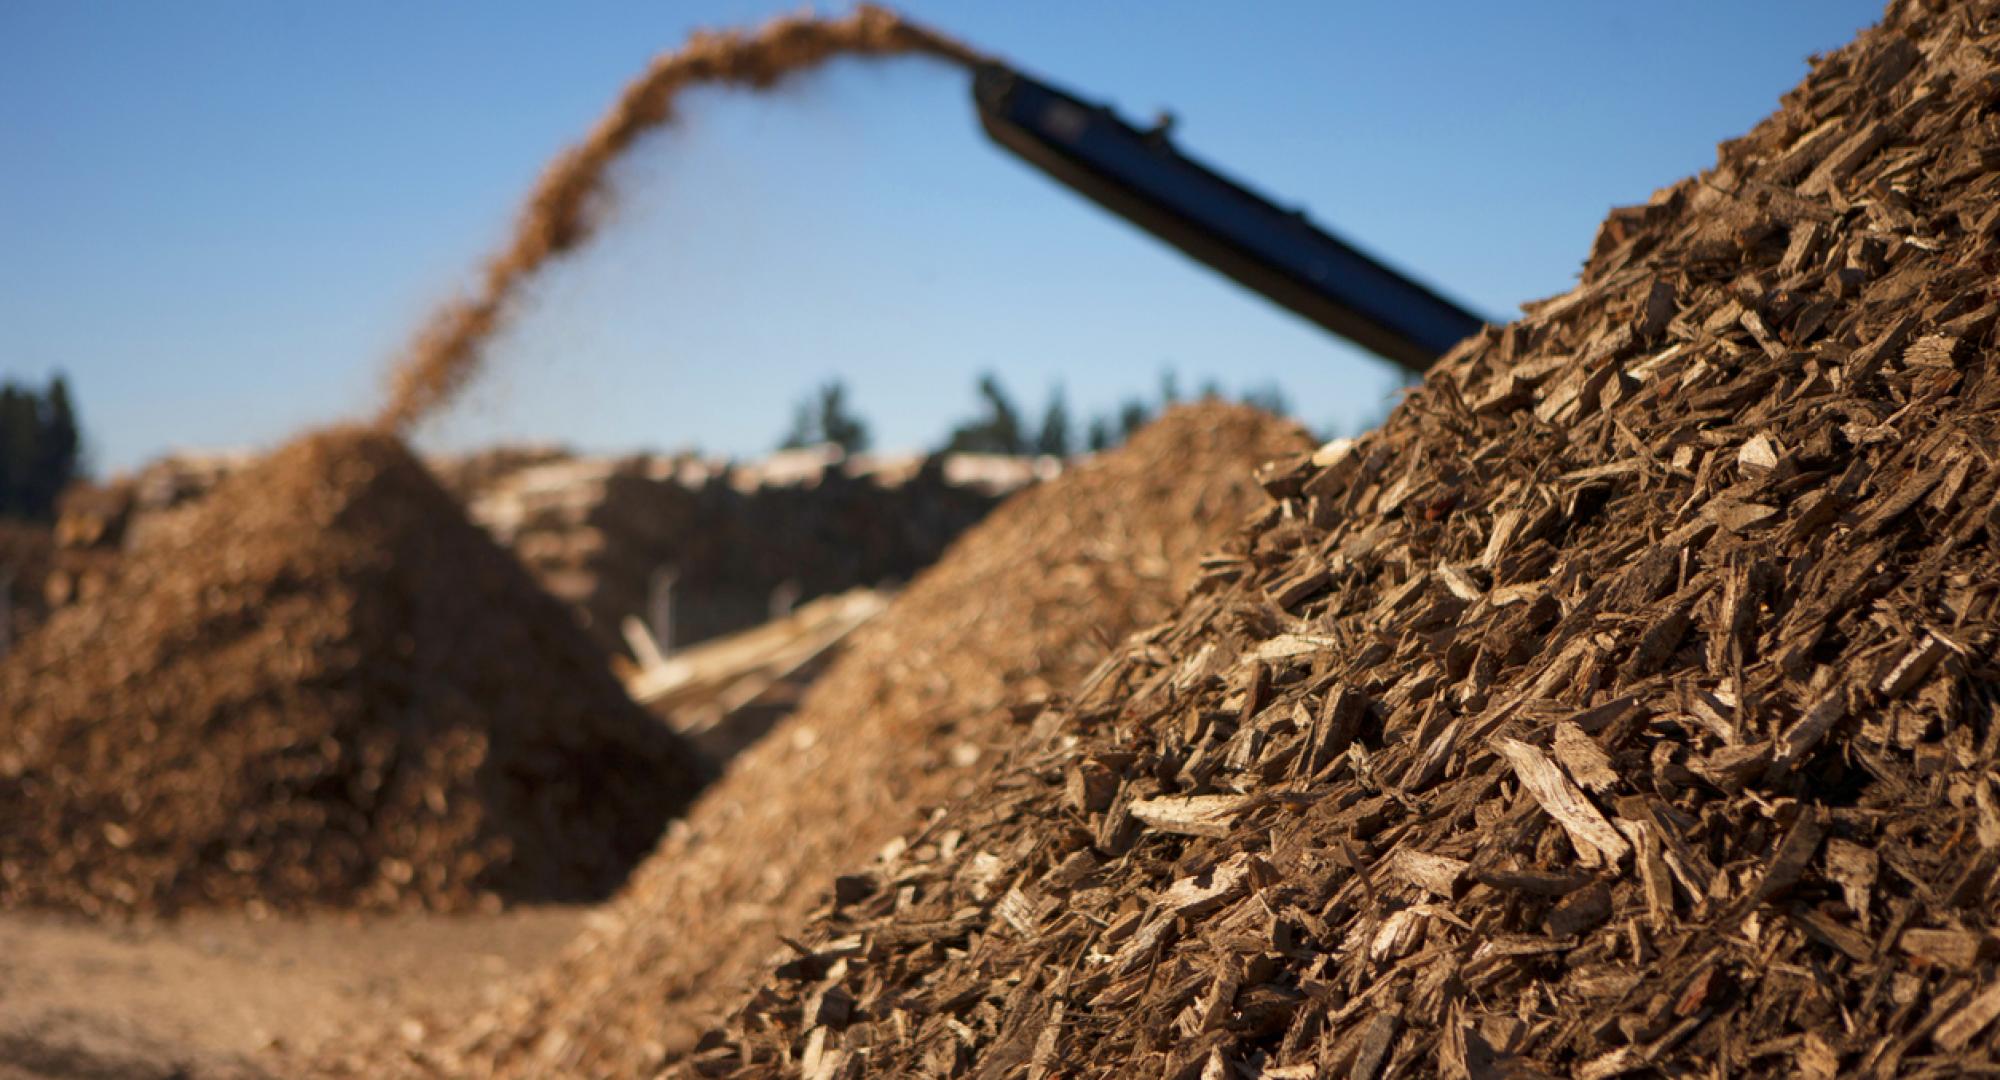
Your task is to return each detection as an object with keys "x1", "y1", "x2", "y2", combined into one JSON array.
[
  {"x1": 779, "y1": 370, "x2": 1292, "y2": 457},
  {"x1": 0, "y1": 375, "x2": 84, "y2": 521}
]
